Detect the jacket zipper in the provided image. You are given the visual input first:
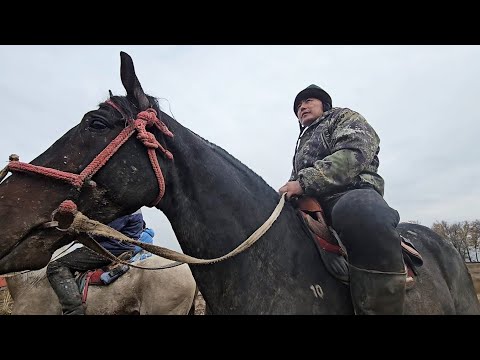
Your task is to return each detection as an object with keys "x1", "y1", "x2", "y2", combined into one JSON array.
[{"x1": 321, "y1": 130, "x2": 332, "y2": 155}]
